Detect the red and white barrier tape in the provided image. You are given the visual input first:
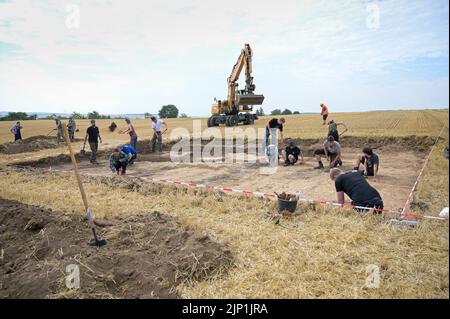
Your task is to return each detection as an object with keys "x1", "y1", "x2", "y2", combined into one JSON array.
[
  {"x1": 401, "y1": 125, "x2": 447, "y2": 216},
  {"x1": 45, "y1": 167, "x2": 448, "y2": 222}
]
